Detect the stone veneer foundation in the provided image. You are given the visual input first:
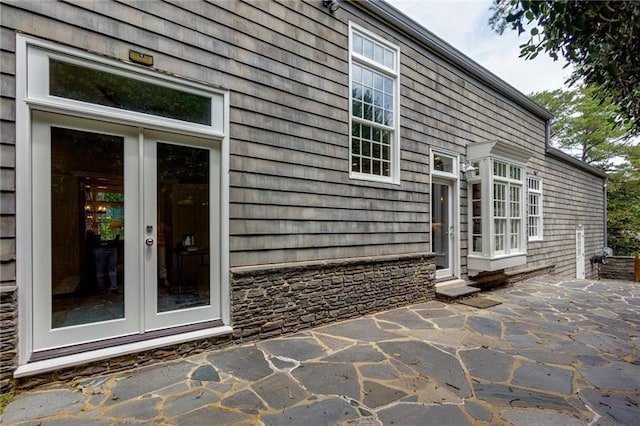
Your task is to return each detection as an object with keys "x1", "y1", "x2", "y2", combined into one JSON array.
[
  {"x1": 230, "y1": 253, "x2": 436, "y2": 341},
  {"x1": 10, "y1": 253, "x2": 435, "y2": 391}
]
